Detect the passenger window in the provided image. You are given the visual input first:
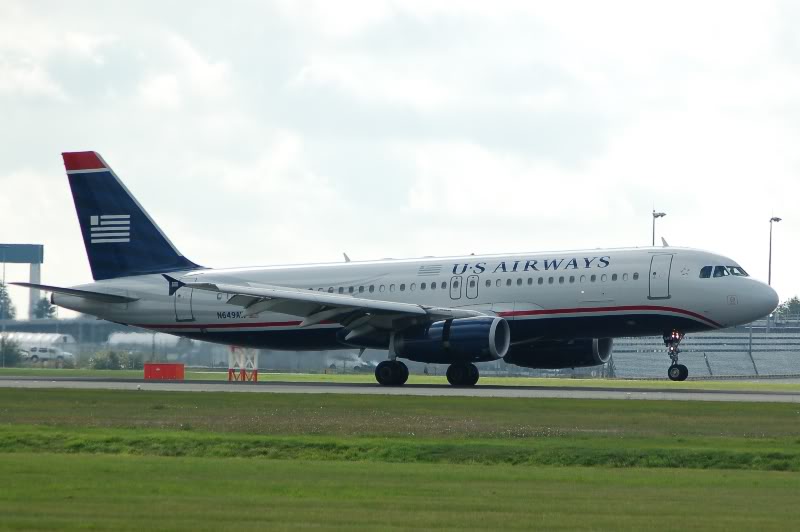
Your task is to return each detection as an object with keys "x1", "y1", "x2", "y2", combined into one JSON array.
[
  {"x1": 441, "y1": 282, "x2": 447, "y2": 290},
  {"x1": 411, "y1": 283, "x2": 417, "y2": 291},
  {"x1": 591, "y1": 274, "x2": 596, "y2": 282},
  {"x1": 633, "y1": 273, "x2": 639, "y2": 280},
  {"x1": 548, "y1": 277, "x2": 554, "y2": 284},
  {"x1": 699, "y1": 266, "x2": 712, "y2": 279},
  {"x1": 558, "y1": 276, "x2": 564, "y2": 284},
  {"x1": 390, "y1": 284, "x2": 395, "y2": 292},
  {"x1": 601, "y1": 274, "x2": 607, "y2": 282},
  {"x1": 486, "y1": 279, "x2": 491, "y2": 288},
  {"x1": 569, "y1": 275, "x2": 575, "y2": 283},
  {"x1": 611, "y1": 273, "x2": 617, "y2": 281},
  {"x1": 527, "y1": 278, "x2": 533, "y2": 285},
  {"x1": 400, "y1": 284, "x2": 406, "y2": 291},
  {"x1": 369, "y1": 285, "x2": 375, "y2": 293},
  {"x1": 496, "y1": 279, "x2": 502, "y2": 287},
  {"x1": 328, "y1": 287, "x2": 334, "y2": 293},
  {"x1": 623, "y1": 273, "x2": 629, "y2": 281},
  {"x1": 469, "y1": 280, "x2": 475, "y2": 288},
  {"x1": 379, "y1": 285, "x2": 385, "y2": 292},
  {"x1": 338, "y1": 287, "x2": 344, "y2": 294},
  {"x1": 421, "y1": 282, "x2": 427, "y2": 290},
  {"x1": 348, "y1": 286, "x2": 354, "y2": 293},
  {"x1": 580, "y1": 275, "x2": 586, "y2": 283},
  {"x1": 538, "y1": 277, "x2": 544, "y2": 285},
  {"x1": 506, "y1": 279, "x2": 512, "y2": 286},
  {"x1": 359, "y1": 286, "x2": 365, "y2": 293},
  {"x1": 713, "y1": 266, "x2": 729, "y2": 278},
  {"x1": 431, "y1": 282, "x2": 437, "y2": 289}
]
